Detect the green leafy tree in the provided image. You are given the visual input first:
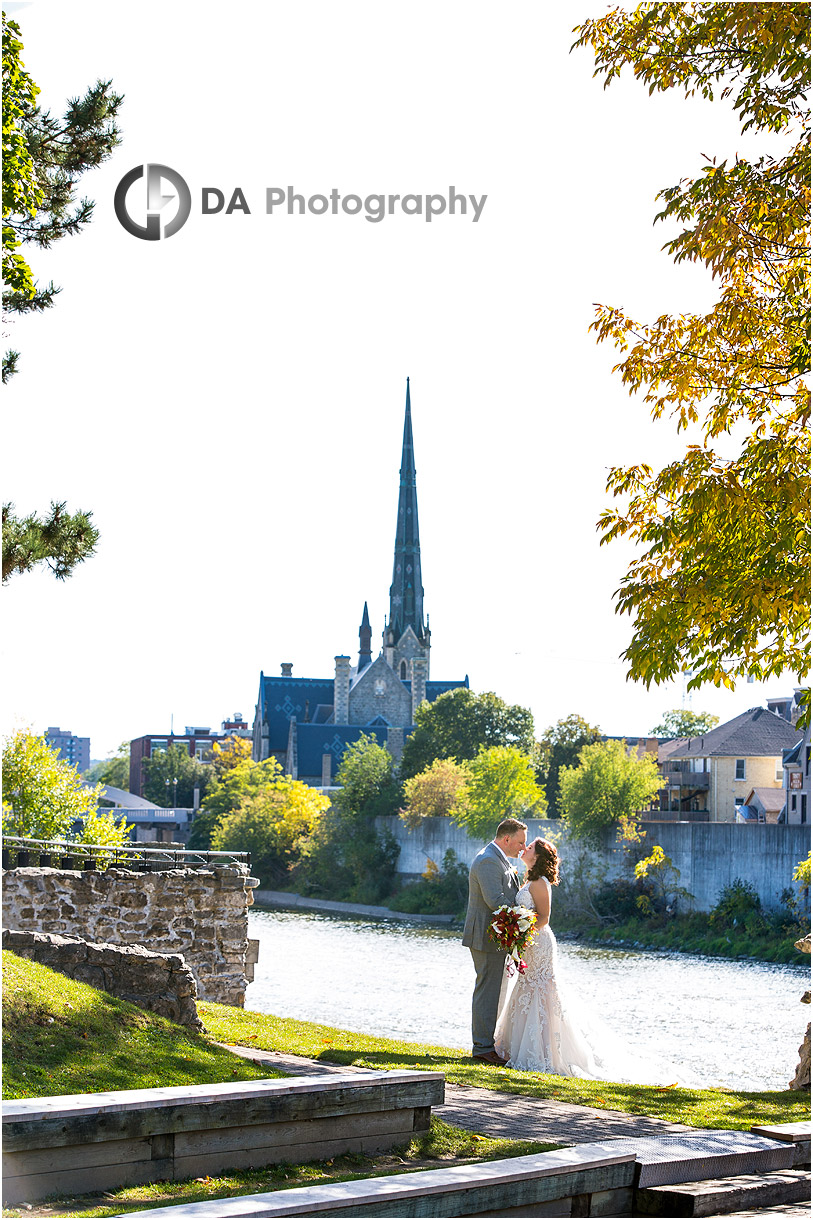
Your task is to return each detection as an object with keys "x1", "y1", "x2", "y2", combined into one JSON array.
[
  {"x1": 400, "y1": 757, "x2": 470, "y2": 828},
  {"x1": 650, "y1": 709, "x2": 720, "y2": 738},
  {"x1": 400, "y1": 688, "x2": 536, "y2": 780},
  {"x1": 1, "y1": 728, "x2": 130, "y2": 847},
  {"x1": 84, "y1": 741, "x2": 130, "y2": 790},
  {"x1": 189, "y1": 755, "x2": 285, "y2": 849},
  {"x1": 141, "y1": 744, "x2": 213, "y2": 809},
  {"x1": 452, "y1": 745, "x2": 546, "y2": 840},
  {"x1": 2, "y1": 13, "x2": 123, "y2": 378},
  {"x1": 211, "y1": 782, "x2": 329, "y2": 886},
  {"x1": 573, "y1": 3, "x2": 810, "y2": 694},
  {"x1": 298, "y1": 735, "x2": 401, "y2": 904},
  {"x1": 538, "y1": 714, "x2": 602, "y2": 817},
  {"x1": 634, "y1": 845, "x2": 695, "y2": 917},
  {"x1": 559, "y1": 739, "x2": 663, "y2": 845},
  {"x1": 2, "y1": 14, "x2": 121, "y2": 581}
]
